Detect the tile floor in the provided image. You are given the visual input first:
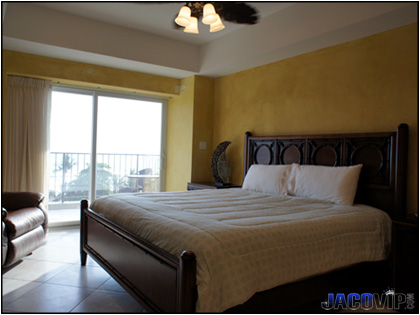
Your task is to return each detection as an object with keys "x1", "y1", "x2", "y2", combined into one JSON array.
[
  {"x1": 2, "y1": 227, "x2": 146, "y2": 313},
  {"x1": 48, "y1": 208, "x2": 80, "y2": 227}
]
